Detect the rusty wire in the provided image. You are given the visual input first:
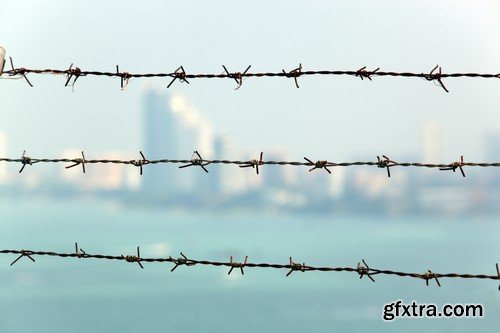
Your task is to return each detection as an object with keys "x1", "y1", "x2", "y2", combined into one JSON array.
[
  {"x1": 1, "y1": 151, "x2": 499, "y2": 178},
  {"x1": 2, "y1": 58, "x2": 500, "y2": 92},
  {"x1": 1, "y1": 245, "x2": 499, "y2": 289}
]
